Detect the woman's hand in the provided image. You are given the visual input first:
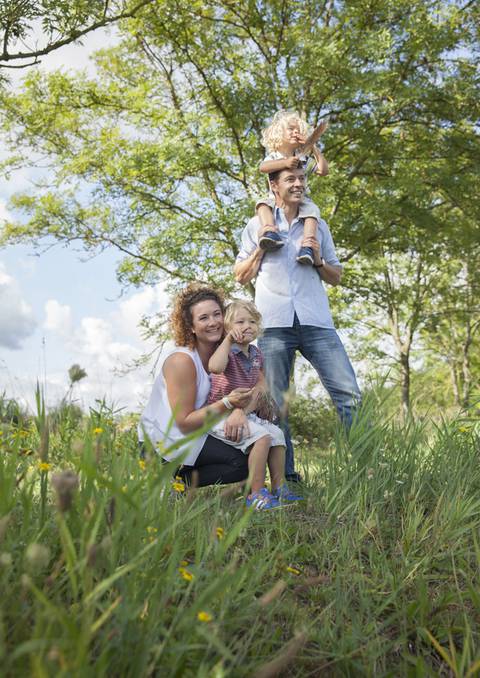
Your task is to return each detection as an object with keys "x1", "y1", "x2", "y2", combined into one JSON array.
[
  {"x1": 224, "y1": 409, "x2": 249, "y2": 442},
  {"x1": 226, "y1": 387, "x2": 254, "y2": 410}
]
